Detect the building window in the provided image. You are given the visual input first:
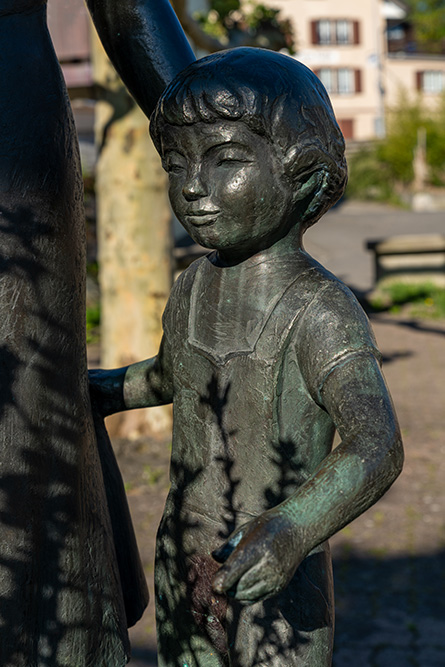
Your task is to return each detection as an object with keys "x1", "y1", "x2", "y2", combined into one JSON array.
[
  {"x1": 318, "y1": 19, "x2": 332, "y2": 45},
  {"x1": 387, "y1": 25, "x2": 405, "y2": 41},
  {"x1": 311, "y1": 19, "x2": 360, "y2": 46},
  {"x1": 417, "y1": 70, "x2": 445, "y2": 93},
  {"x1": 336, "y1": 20, "x2": 351, "y2": 45},
  {"x1": 316, "y1": 68, "x2": 362, "y2": 95},
  {"x1": 338, "y1": 119, "x2": 354, "y2": 140},
  {"x1": 338, "y1": 68, "x2": 354, "y2": 94}
]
